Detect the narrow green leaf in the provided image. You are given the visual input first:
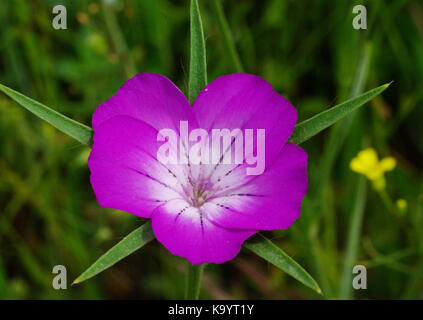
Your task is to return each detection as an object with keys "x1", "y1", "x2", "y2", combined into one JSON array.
[
  {"x1": 245, "y1": 233, "x2": 322, "y2": 294},
  {"x1": 289, "y1": 83, "x2": 391, "y2": 145},
  {"x1": 0, "y1": 83, "x2": 93, "y2": 145},
  {"x1": 189, "y1": 0, "x2": 207, "y2": 104},
  {"x1": 211, "y1": 0, "x2": 244, "y2": 73},
  {"x1": 73, "y1": 221, "x2": 155, "y2": 284},
  {"x1": 185, "y1": 263, "x2": 205, "y2": 300}
]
